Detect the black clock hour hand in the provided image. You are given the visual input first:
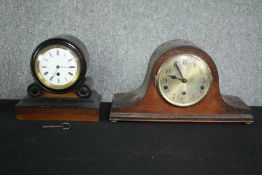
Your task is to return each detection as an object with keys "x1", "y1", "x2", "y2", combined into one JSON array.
[
  {"x1": 50, "y1": 68, "x2": 59, "y2": 81},
  {"x1": 169, "y1": 75, "x2": 183, "y2": 80},
  {"x1": 168, "y1": 75, "x2": 187, "y2": 83}
]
